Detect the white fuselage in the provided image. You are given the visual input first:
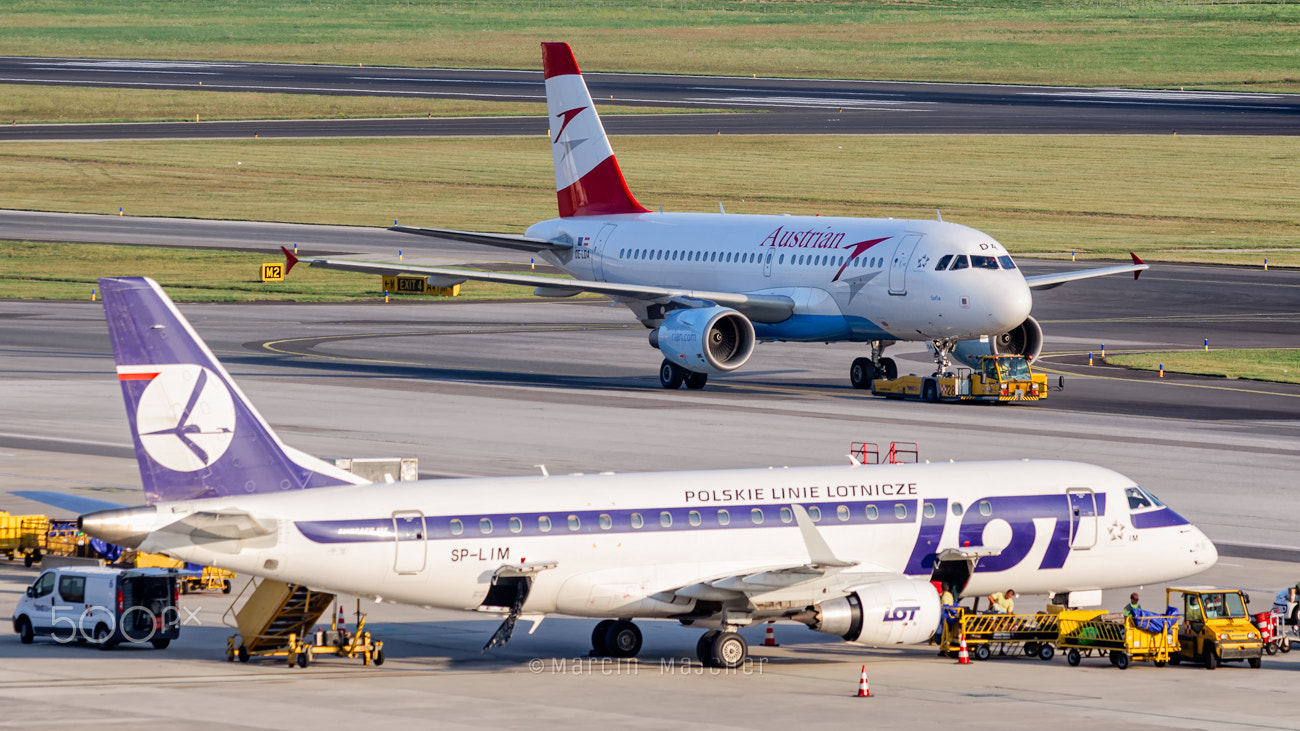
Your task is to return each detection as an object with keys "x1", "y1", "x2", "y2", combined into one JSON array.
[
  {"x1": 135, "y1": 460, "x2": 1213, "y2": 620},
  {"x1": 526, "y1": 213, "x2": 1033, "y2": 342}
]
